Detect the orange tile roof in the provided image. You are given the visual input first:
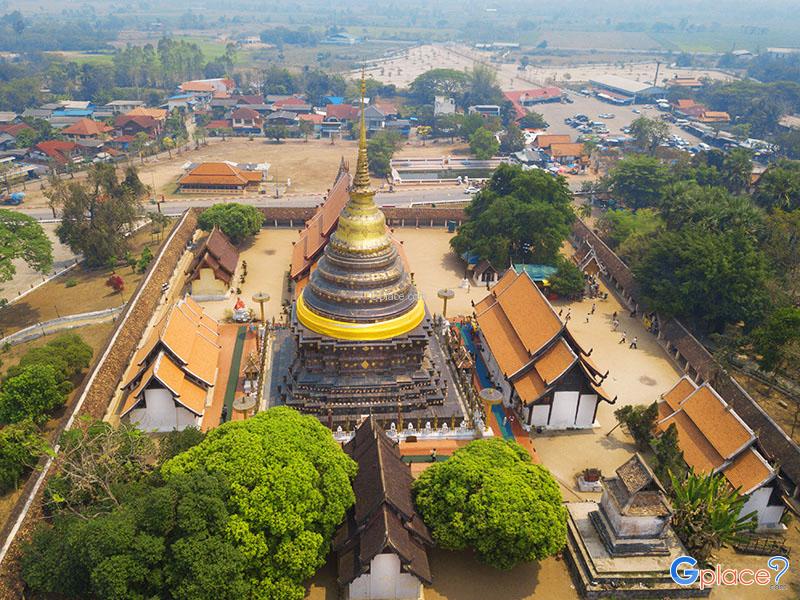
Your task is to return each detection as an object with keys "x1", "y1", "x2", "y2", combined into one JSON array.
[
  {"x1": 662, "y1": 377, "x2": 697, "y2": 413},
  {"x1": 680, "y1": 386, "x2": 753, "y2": 459},
  {"x1": 534, "y1": 338, "x2": 577, "y2": 384},
  {"x1": 534, "y1": 134, "x2": 571, "y2": 148},
  {"x1": 126, "y1": 107, "x2": 167, "y2": 121},
  {"x1": 659, "y1": 409, "x2": 723, "y2": 474},
  {"x1": 179, "y1": 162, "x2": 263, "y2": 187},
  {"x1": 121, "y1": 352, "x2": 208, "y2": 417},
  {"x1": 62, "y1": 118, "x2": 113, "y2": 137},
  {"x1": 548, "y1": 143, "x2": 586, "y2": 158},
  {"x1": 513, "y1": 368, "x2": 547, "y2": 404},
  {"x1": 128, "y1": 299, "x2": 220, "y2": 387},
  {"x1": 476, "y1": 302, "x2": 532, "y2": 375},
  {"x1": 290, "y1": 168, "x2": 351, "y2": 279},
  {"x1": 724, "y1": 448, "x2": 773, "y2": 494},
  {"x1": 180, "y1": 81, "x2": 216, "y2": 92}
]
